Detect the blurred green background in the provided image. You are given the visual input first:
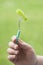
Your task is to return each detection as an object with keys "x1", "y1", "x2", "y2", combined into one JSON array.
[{"x1": 0, "y1": 0, "x2": 43, "y2": 65}]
